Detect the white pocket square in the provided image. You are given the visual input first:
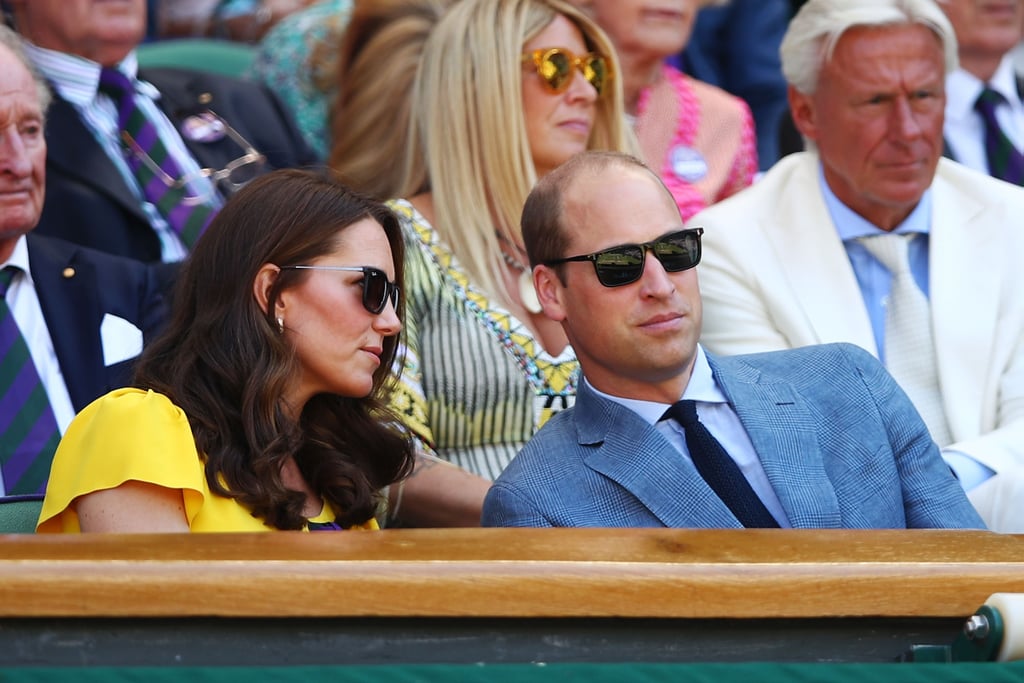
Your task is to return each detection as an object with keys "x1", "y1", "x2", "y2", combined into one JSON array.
[{"x1": 100, "y1": 313, "x2": 143, "y2": 366}]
